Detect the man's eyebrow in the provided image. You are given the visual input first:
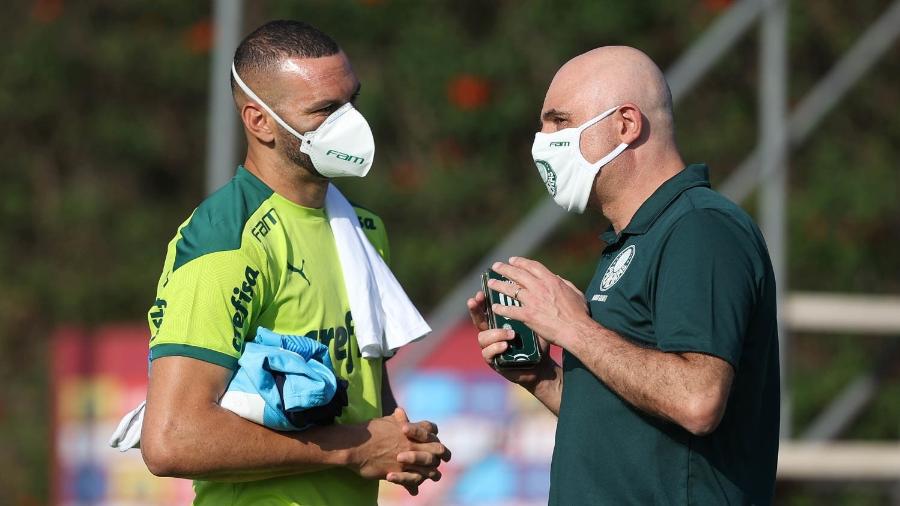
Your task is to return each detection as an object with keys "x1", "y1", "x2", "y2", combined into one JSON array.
[
  {"x1": 541, "y1": 108, "x2": 570, "y2": 122},
  {"x1": 307, "y1": 82, "x2": 362, "y2": 111}
]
